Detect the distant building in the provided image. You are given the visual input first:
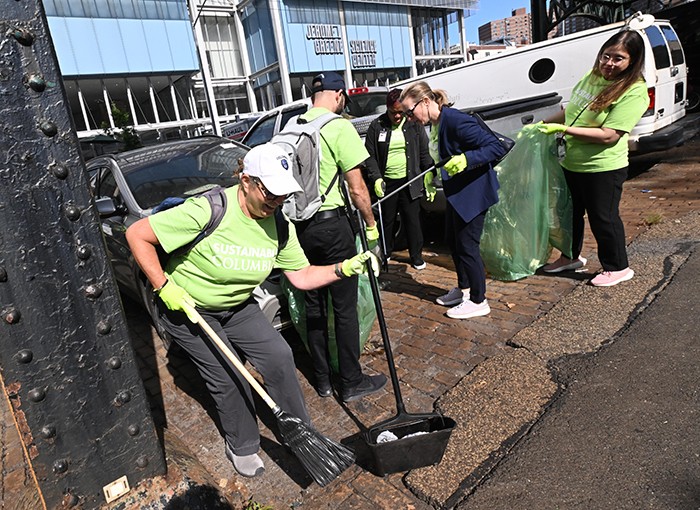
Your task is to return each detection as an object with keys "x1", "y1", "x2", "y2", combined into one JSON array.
[{"x1": 477, "y1": 7, "x2": 532, "y2": 45}]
